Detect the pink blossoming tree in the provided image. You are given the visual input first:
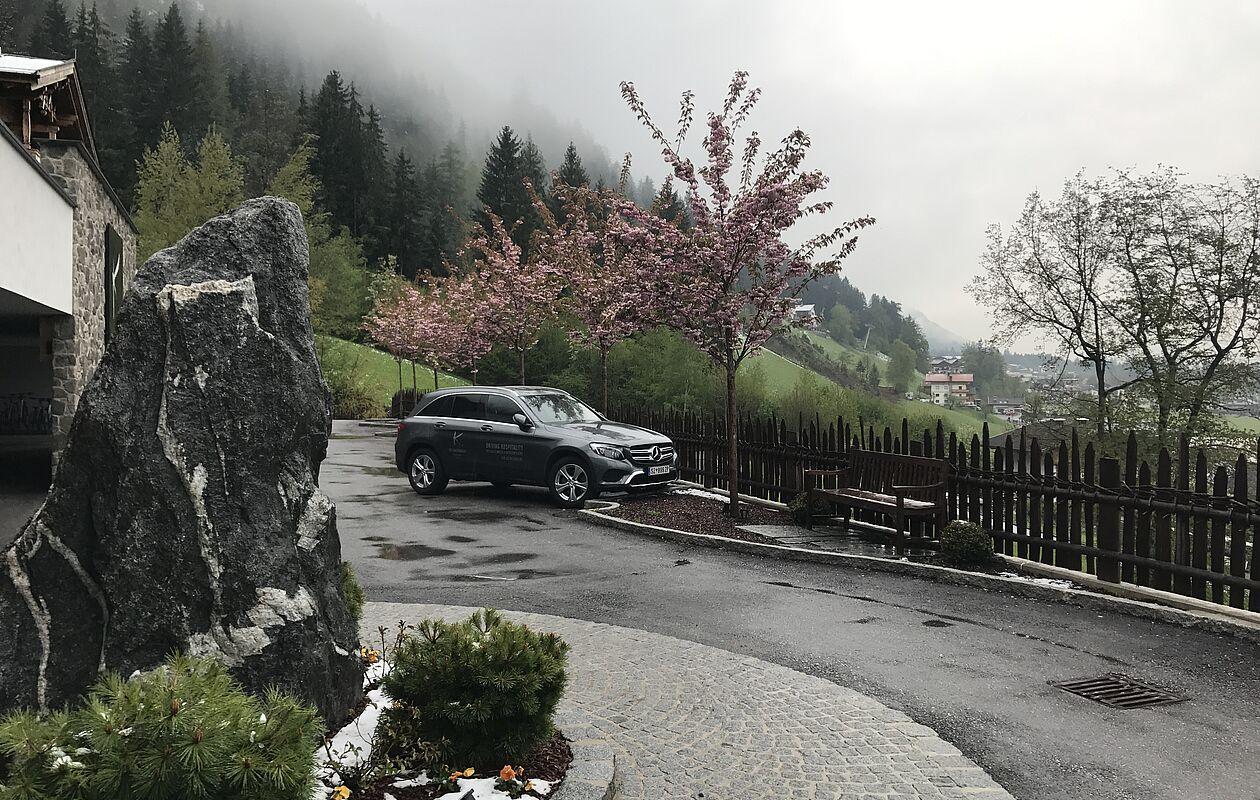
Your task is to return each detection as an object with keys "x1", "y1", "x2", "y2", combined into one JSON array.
[
  {"x1": 534, "y1": 183, "x2": 674, "y2": 410},
  {"x1": 464, "y1": 205, "x2": 564, "y2": 384},
  {"x1": 364, "y1": 274, "x2": 493, "y2": 388},
  {"x1": 621, "y1": 71, "x2": 875, "y2": 514}
]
